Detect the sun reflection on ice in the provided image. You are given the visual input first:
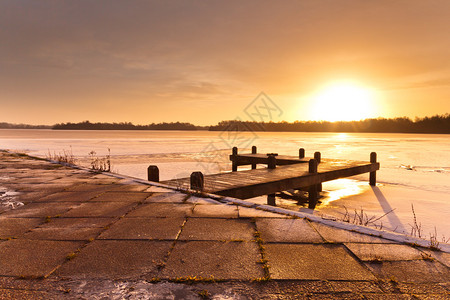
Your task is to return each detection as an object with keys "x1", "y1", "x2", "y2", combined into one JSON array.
[{"x1": 320, "y1": 179, "x2": 368, "y2": 206}]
